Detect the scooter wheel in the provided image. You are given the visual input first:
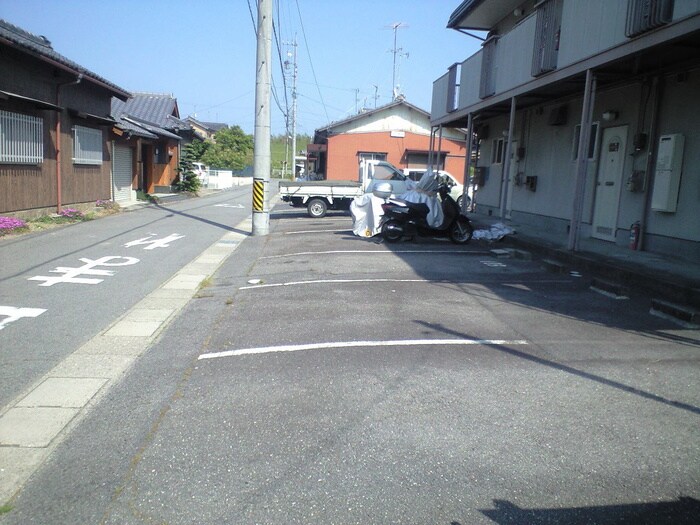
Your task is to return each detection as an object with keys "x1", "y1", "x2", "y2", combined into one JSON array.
[
  {"x1": 381, "y1": 219, "x2": 403, "y2": 243},
  {"x1": 449, "y1": 218, "x2": 474, "y2": 244}
]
